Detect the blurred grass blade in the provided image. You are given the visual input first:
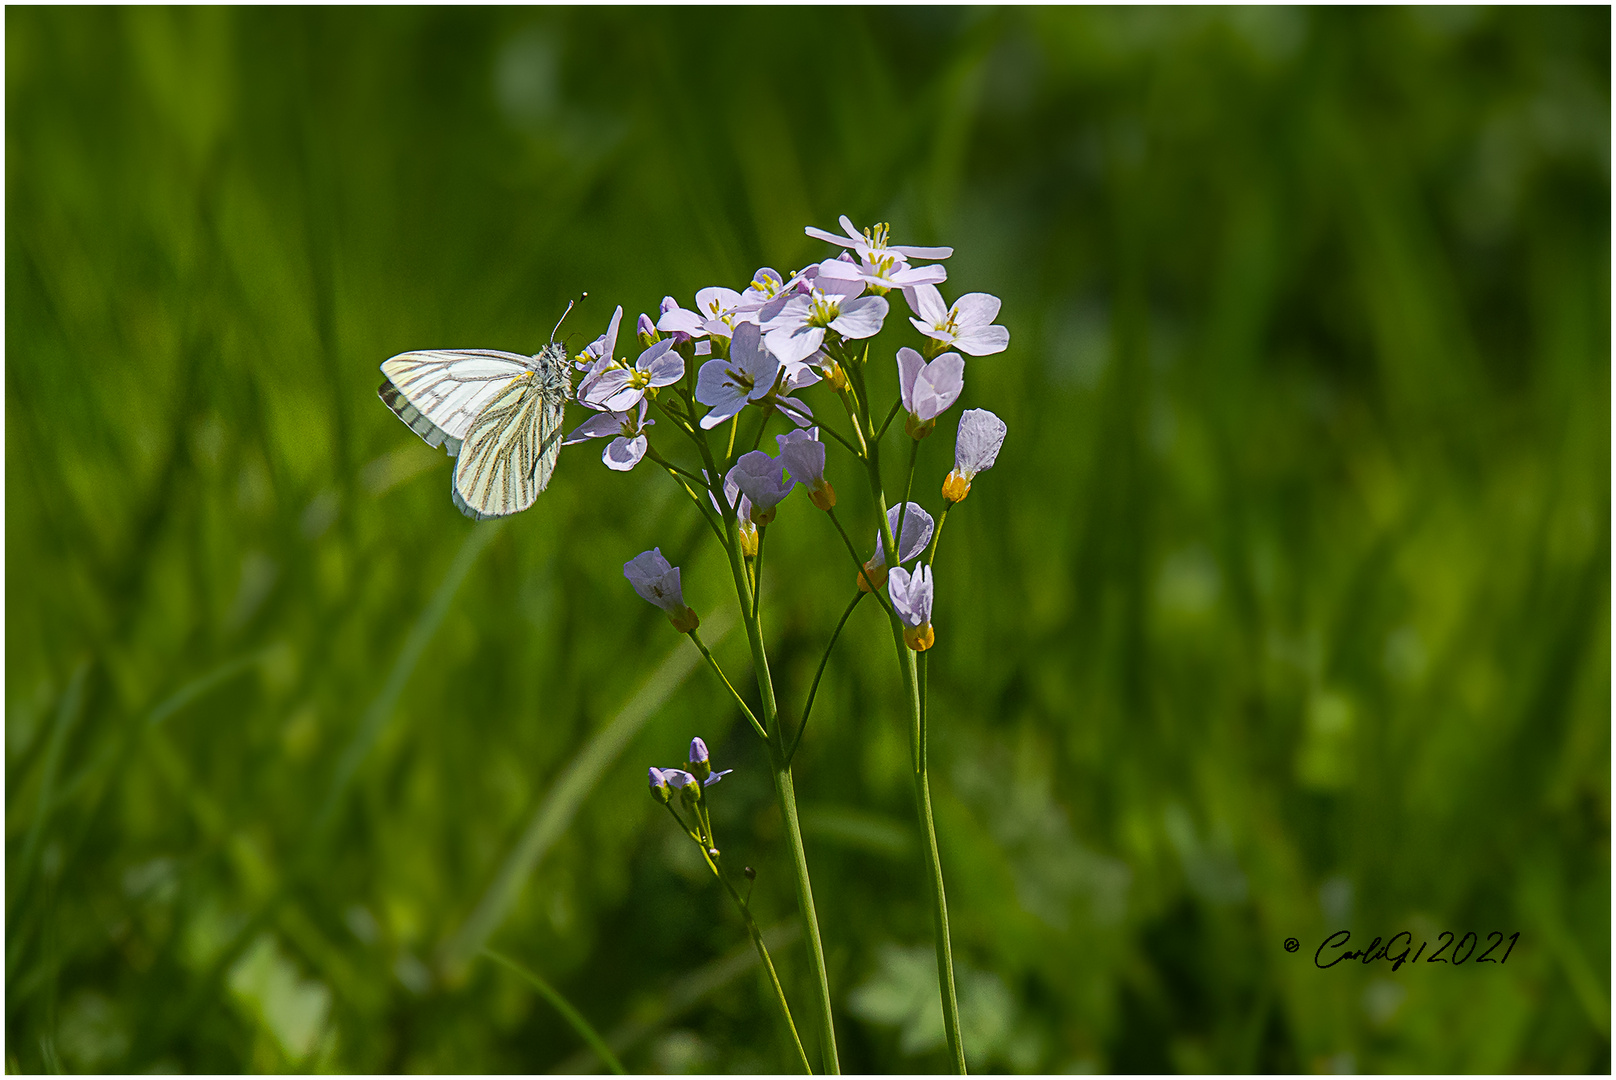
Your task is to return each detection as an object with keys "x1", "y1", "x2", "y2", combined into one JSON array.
[
  {"x1": 311, "y1": 521, "x2": 504, "y2": 839},
  {"x1": 440, "y1": 608, "x2": 735, "y2": 976},
  {"x1": 8, "y1": 661, "x2": 88, "y2": 919},
  {"x1": 482, "y1": 948, "x2": 626, "y2": 1074}
]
